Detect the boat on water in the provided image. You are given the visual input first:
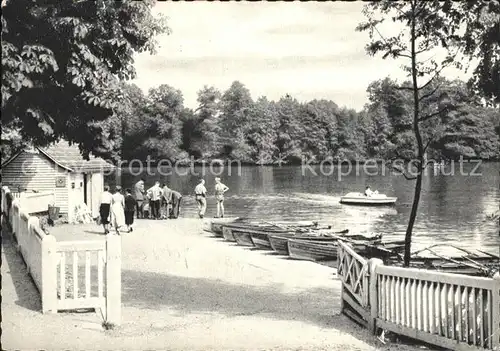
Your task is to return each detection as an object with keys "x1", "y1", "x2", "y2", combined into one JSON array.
[{"x1": 340, "y1": 192, "x2": 397, "y2": 205}]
